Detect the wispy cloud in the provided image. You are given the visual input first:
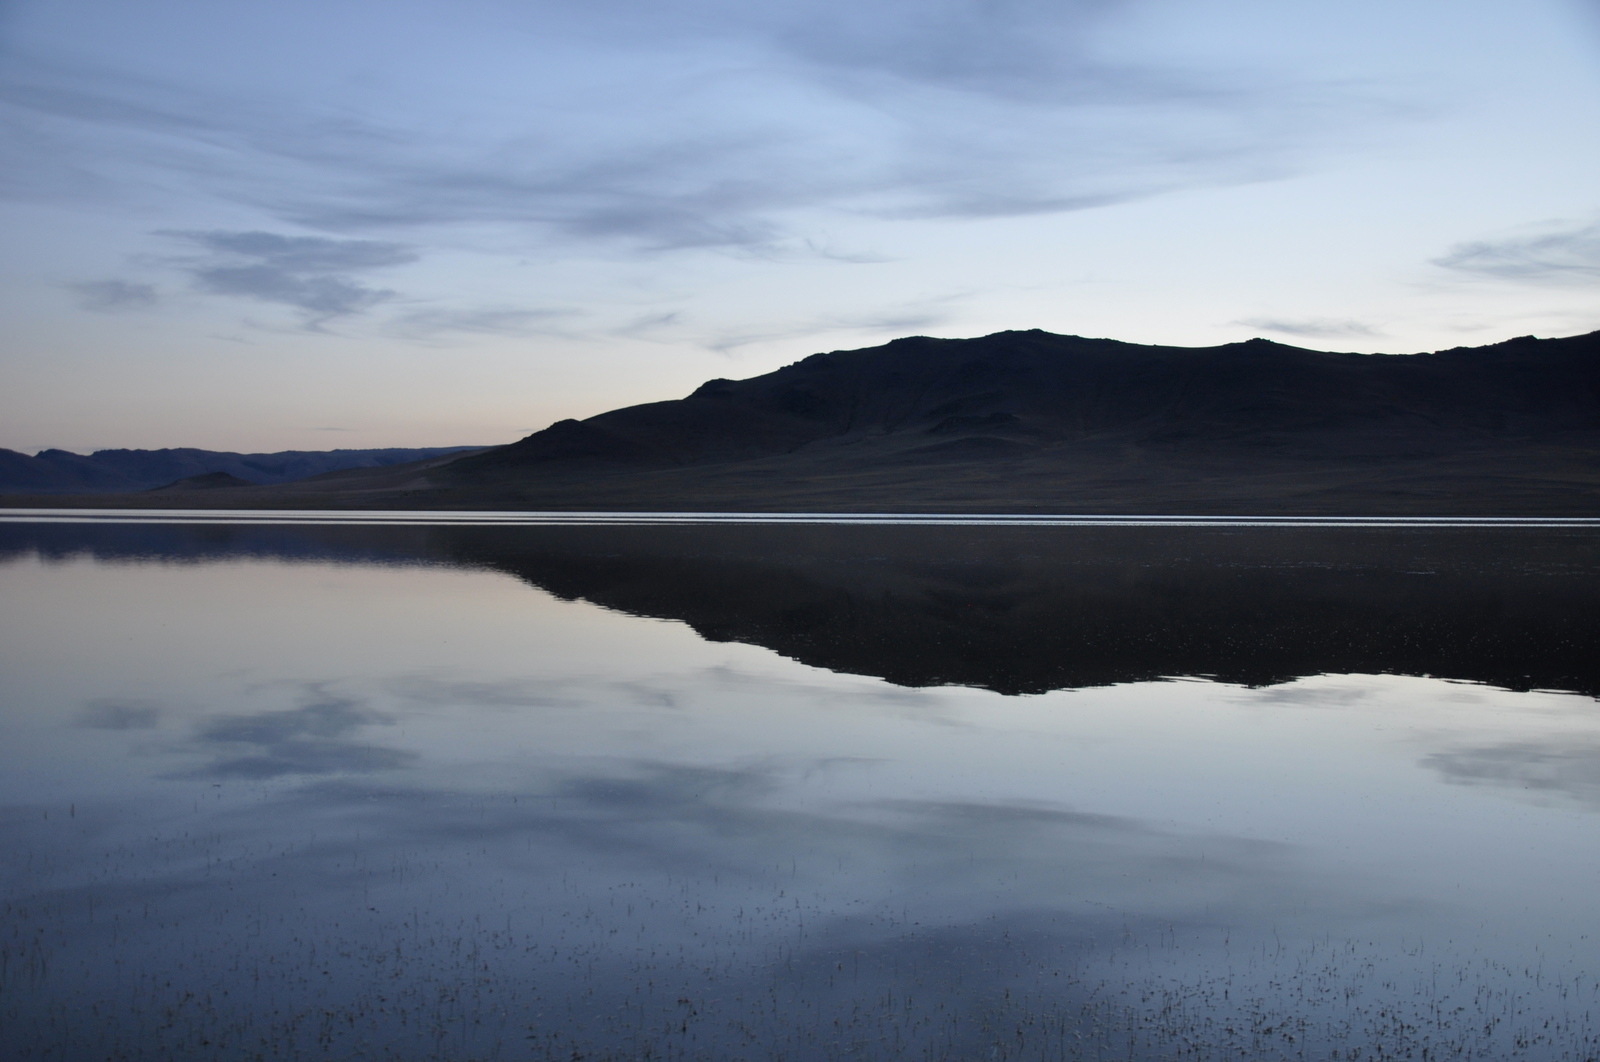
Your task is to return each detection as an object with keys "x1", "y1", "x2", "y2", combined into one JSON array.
[
  {"x1": 77, "y1": 699, "x2": 162, "y2": 730},
  {"x1": 178, "y1": 230, "x2": 416, "y2": 272},
  {"x1": 0, "y1": 4, "x2": 1384, "y2": 255},
  {"x1": 386, "y1": 306, "x2": 574, "y2": 339},
  {"x1": 70, "y1": 278, "x2": 158, "y2": 311},
  {"x1": 1234, "y1": 317, "x2": 1383, "y2": 339},
  {"x1": 701, "y1": 296, "x2": 970, "y2": 353},
  {"x1": 161, "y1": 229, "x2": 417, "y2": 326},
  {"x1": 1433, "y1": 221, "x2": 1600, "y2": 283}
]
